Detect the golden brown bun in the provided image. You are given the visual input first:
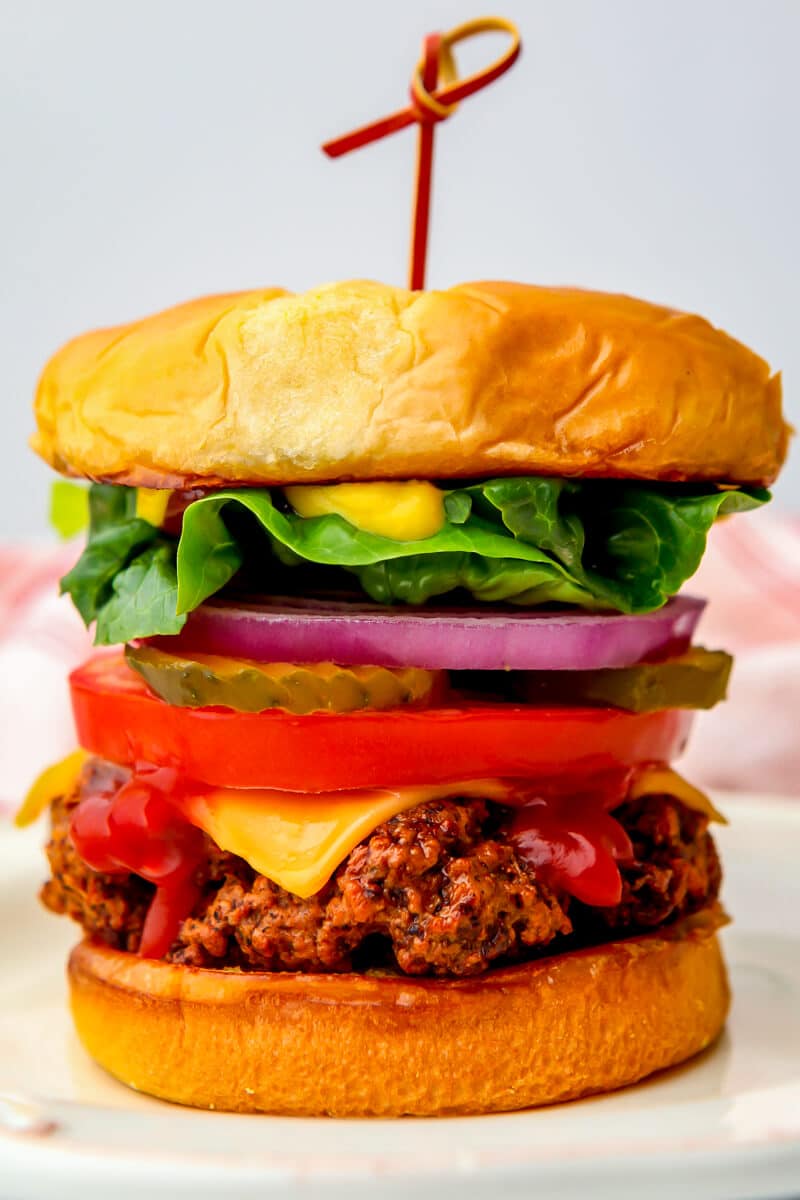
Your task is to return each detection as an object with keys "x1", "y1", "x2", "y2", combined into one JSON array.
[
  {"x1": 68, "y1": 909, "x2": 729, "y2": 1117},
  {"x1": 33, "y1": 281, "x2": 787, "y2": 488}
]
